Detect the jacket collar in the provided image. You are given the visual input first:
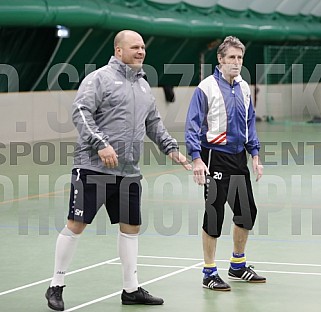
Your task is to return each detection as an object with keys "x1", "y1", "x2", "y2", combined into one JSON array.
[
  {"x1": 214, "y1": 65, "x2": 242, "y2": 85},
  {"x1": 108, "y1": 56, "x2": 145, "y2": 80}
]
